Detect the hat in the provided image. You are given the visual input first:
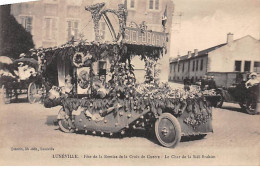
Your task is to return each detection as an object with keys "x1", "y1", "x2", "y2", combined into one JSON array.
[
  {"x1": 249, "y1": 72, "x2": 257, "y2": 78},
  {"x1": 98, "y1": 69, "x2": 107, "y2": 76}
]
